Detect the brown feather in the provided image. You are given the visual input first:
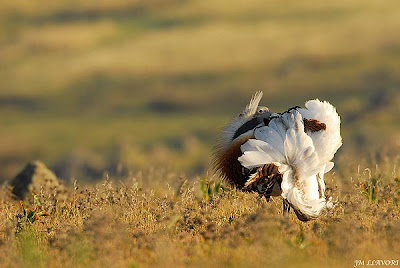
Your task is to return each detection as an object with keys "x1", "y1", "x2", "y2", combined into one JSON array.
[
  {"x1": 243, "y1": 164, "x2": 283, "y2": 200},
  {"x1": 212, "y1": 136, "x2": 254, "y2": 188},
  {"x1": 303, "y1": 118, "x2": 326, "y2": 132}
]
